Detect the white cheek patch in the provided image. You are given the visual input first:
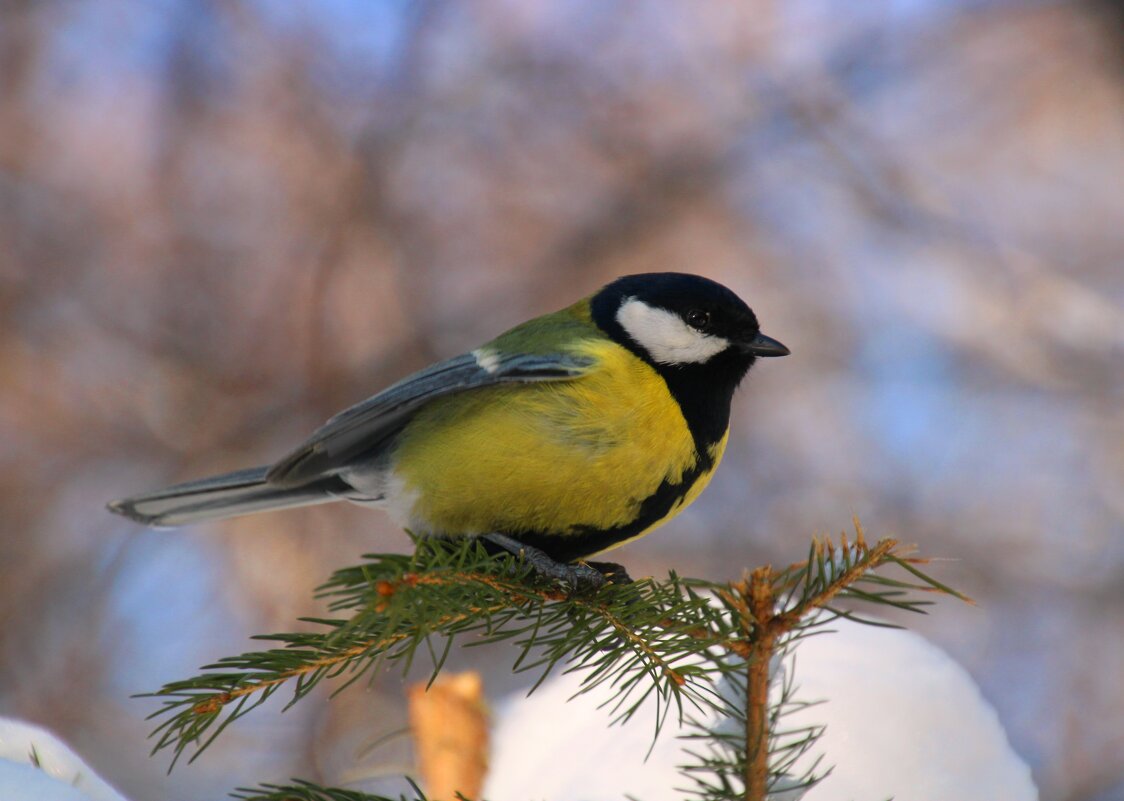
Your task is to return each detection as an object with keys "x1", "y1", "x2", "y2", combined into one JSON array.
[{"x1": 616, "y1": 298, "x2": 730, "y2": 365}]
